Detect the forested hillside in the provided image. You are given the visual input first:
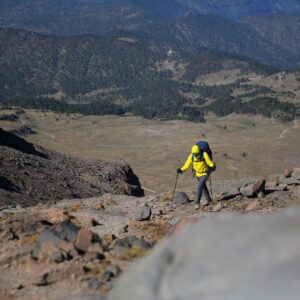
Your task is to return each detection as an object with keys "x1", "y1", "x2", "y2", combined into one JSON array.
[{"x1": 1, "y1": 27, "x2": 298, "y2": 122}]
